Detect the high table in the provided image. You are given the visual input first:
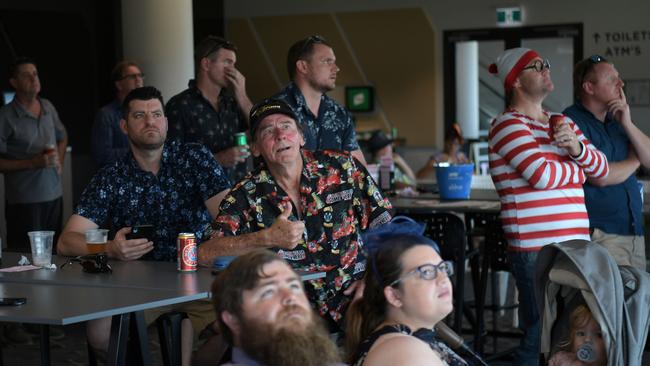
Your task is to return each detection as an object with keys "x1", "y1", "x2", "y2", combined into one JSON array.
[{"x1": 0, "y1": 253, "x2": 325, "y2": 366}]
